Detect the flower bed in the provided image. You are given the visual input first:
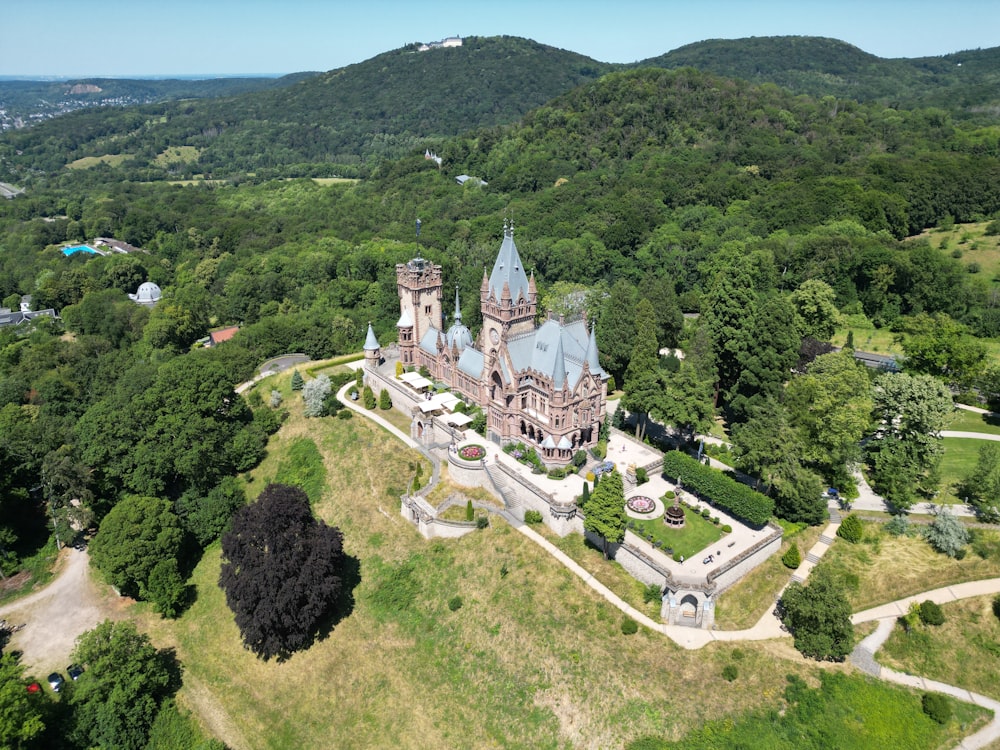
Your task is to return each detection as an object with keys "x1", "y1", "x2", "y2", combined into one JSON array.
[
  {"x1": 626, "y1": 495, "x2": 656, "y2": 514},
  {"x1": 458, "y1": 444, "x2": 486, "y2": 461},
  {"x1": 594, "y1": 460, "x2": 615, "y2": 476}
]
